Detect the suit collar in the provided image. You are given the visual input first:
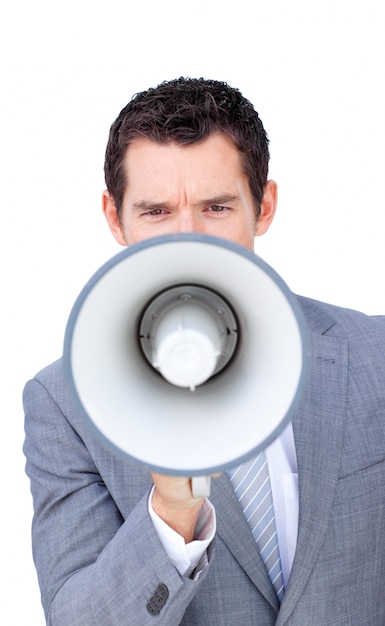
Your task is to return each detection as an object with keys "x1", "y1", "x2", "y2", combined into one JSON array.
[{"x1": 296, "y1": 294, "x2": 338, "y2": 335}]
